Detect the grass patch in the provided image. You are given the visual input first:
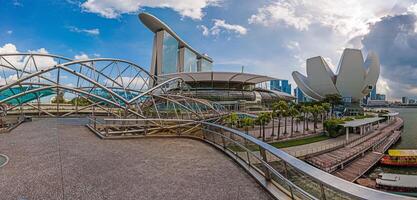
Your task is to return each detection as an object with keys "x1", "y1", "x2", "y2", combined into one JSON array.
[
  {"x1": 227, "y1": 134, "x2": 330, "y2": 152},
  {"x1": 269, "y1": 135, "x2": 330, "y2": 148}
]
